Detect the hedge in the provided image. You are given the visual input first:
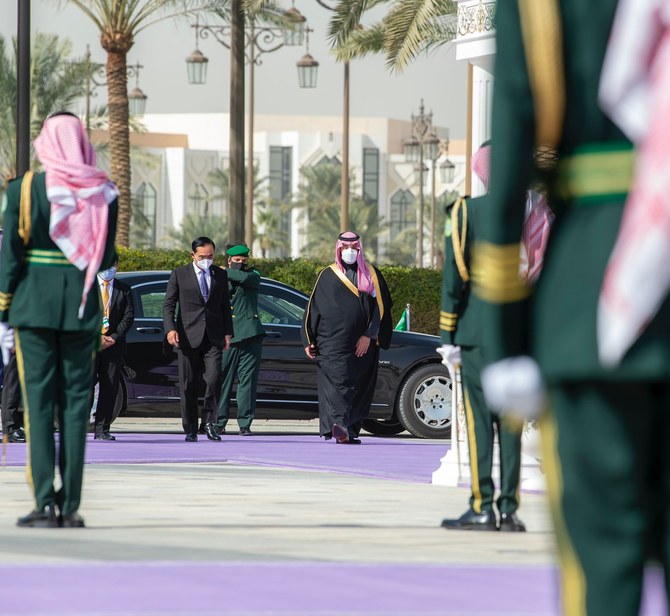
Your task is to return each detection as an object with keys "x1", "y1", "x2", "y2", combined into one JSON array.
[{"x1": 117, "y1": 248, "x2": 442, "y2": 335}]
